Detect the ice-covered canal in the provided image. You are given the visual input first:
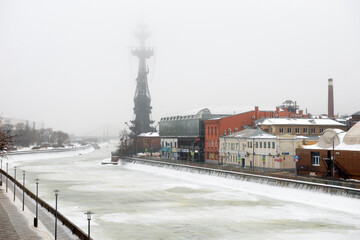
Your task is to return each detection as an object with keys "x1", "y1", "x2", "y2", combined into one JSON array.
[{"x1": 6, "y1": 142, "x2": 360, "y2": 240}]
